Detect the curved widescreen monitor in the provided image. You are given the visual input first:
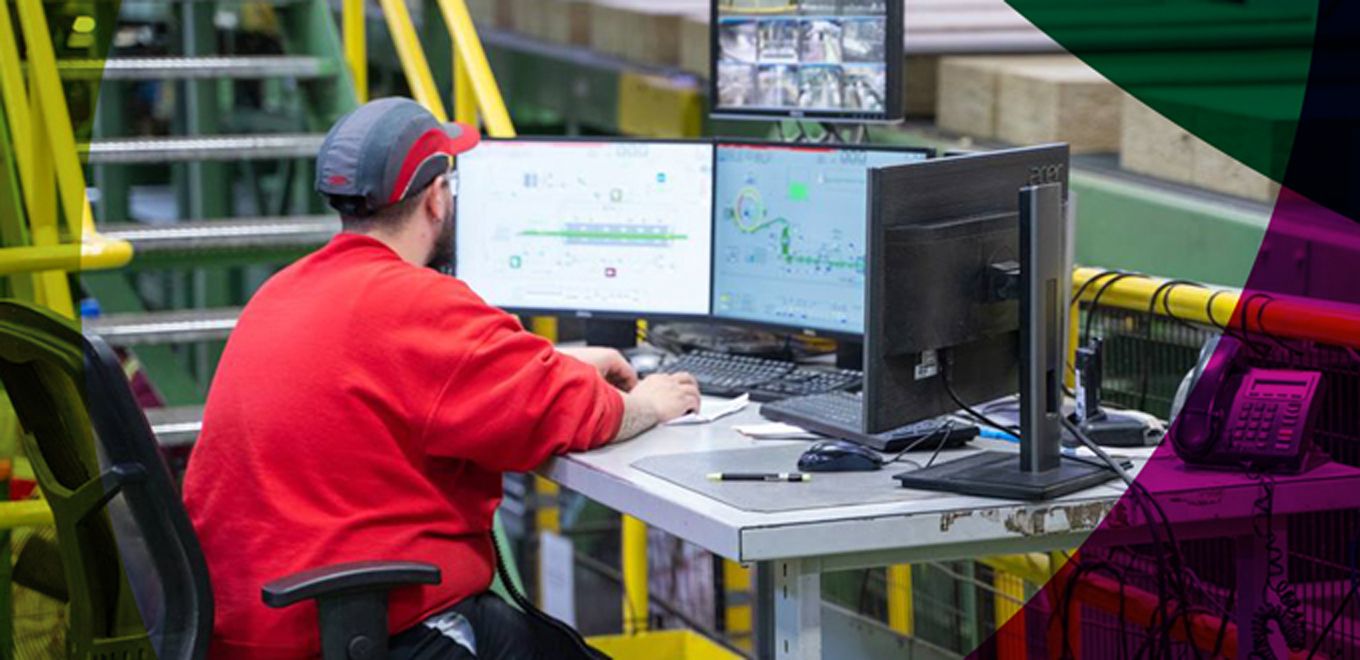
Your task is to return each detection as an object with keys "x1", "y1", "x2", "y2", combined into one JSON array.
[
  {"x1": 455, "y1": 139, "x2": 715, "y2": 318},
  {"x1": 711, "y1": 0, "x2": 904, "y2": 122},
  {"x1": 711, "y1": 142, "x2": 930, "y2": 337}
]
